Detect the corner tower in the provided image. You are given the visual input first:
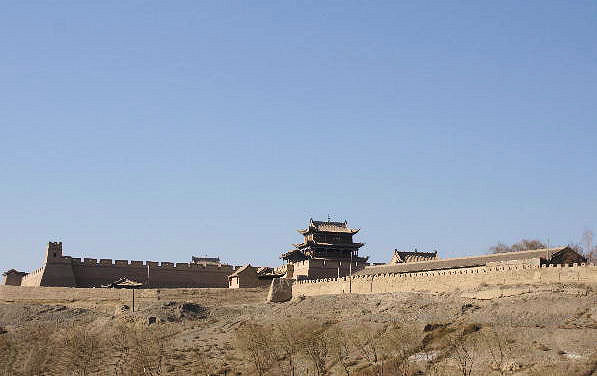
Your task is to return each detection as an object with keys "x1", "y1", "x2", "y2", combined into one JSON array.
[{"x1": 43, "y1": 241, "x2": 63, "y2": 263}]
